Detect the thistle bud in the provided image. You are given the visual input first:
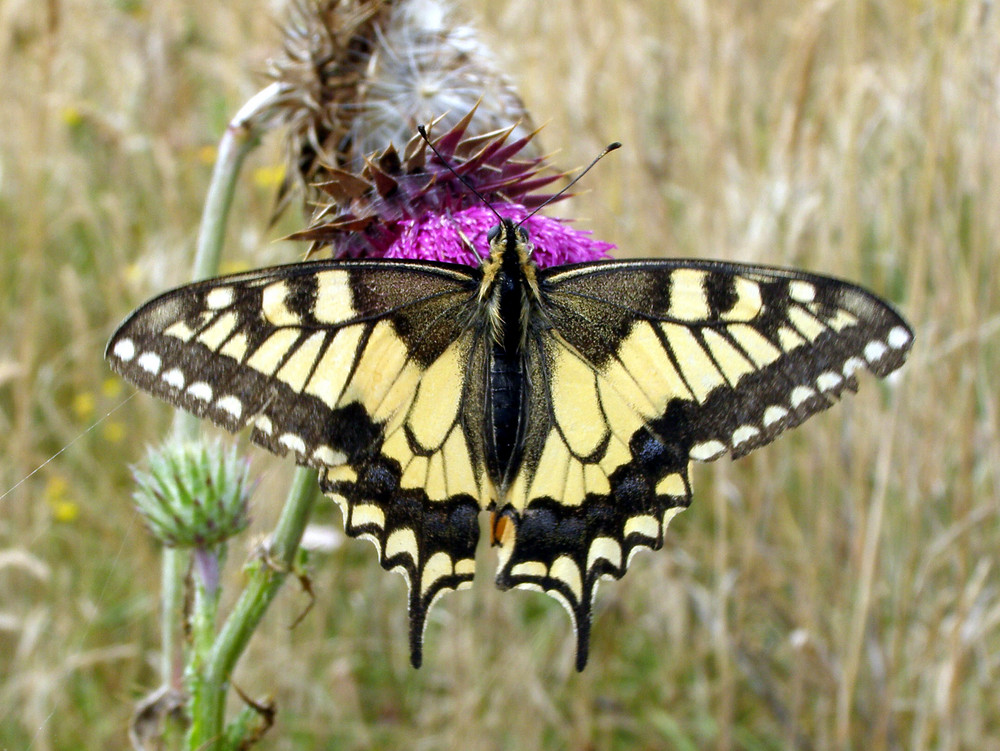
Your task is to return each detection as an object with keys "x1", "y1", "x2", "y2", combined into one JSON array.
[{"x1": 132, "y1": 439, "x2": 252, "y2": 550}]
